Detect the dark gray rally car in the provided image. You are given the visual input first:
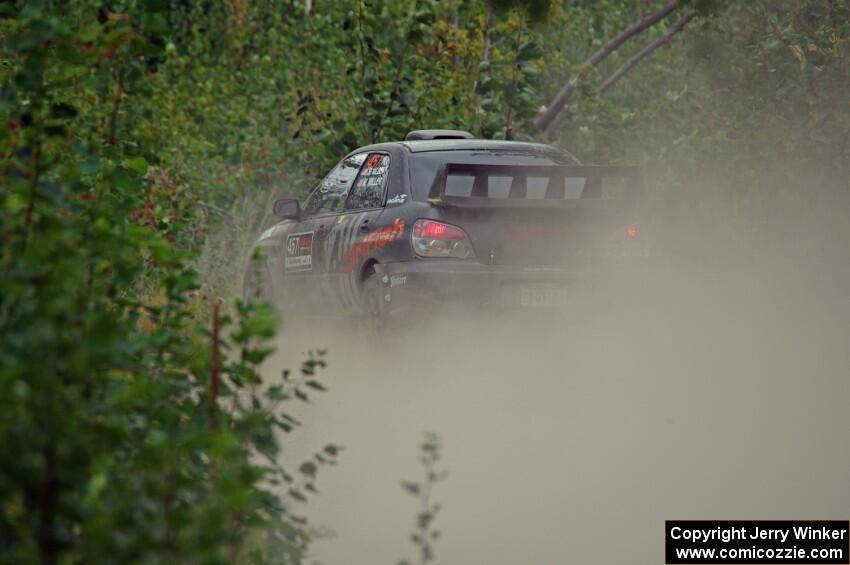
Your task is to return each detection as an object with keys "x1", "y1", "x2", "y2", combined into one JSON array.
[{"x1": 244, "y1": 130, "x2": 648, "y2": 328}]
